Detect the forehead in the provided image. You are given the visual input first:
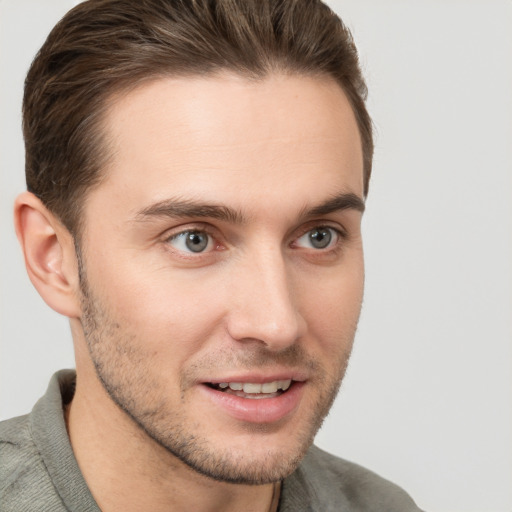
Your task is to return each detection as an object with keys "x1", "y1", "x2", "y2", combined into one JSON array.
[{"x1": 90, "y1": 72, "x2": 363, "y2": 220}]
